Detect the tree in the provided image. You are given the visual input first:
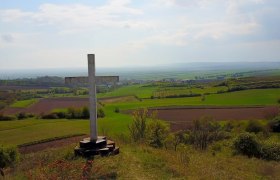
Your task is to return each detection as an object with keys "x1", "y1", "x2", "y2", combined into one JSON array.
[
  {"x1": 129, "y1": 109, "x2": 148, "y2": 142},
  {"x1": 164, "y1": 131, "x2": 185, "y2": 151},
  {"x1": 0, "y1": 145, "x2": 19, "y2": 177},
  {"x1": 233, "y1": 133, "x2": 261, "y2": 158},
  {"x1": 147, "y1": 119, "x2": 170, "y2": 148}
]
